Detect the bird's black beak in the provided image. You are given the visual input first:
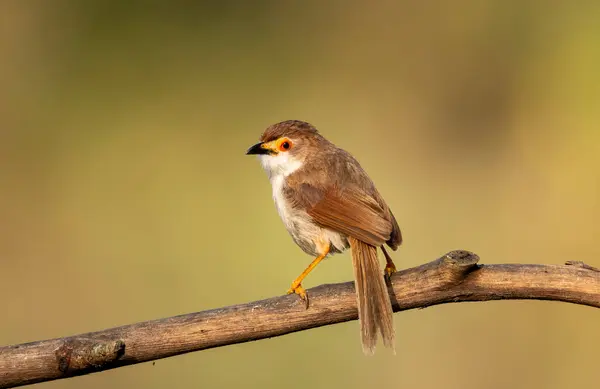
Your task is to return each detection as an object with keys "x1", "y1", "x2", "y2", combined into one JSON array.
[{"x1": 246, "y1": 142, "x2": 271, "y2": 155}]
